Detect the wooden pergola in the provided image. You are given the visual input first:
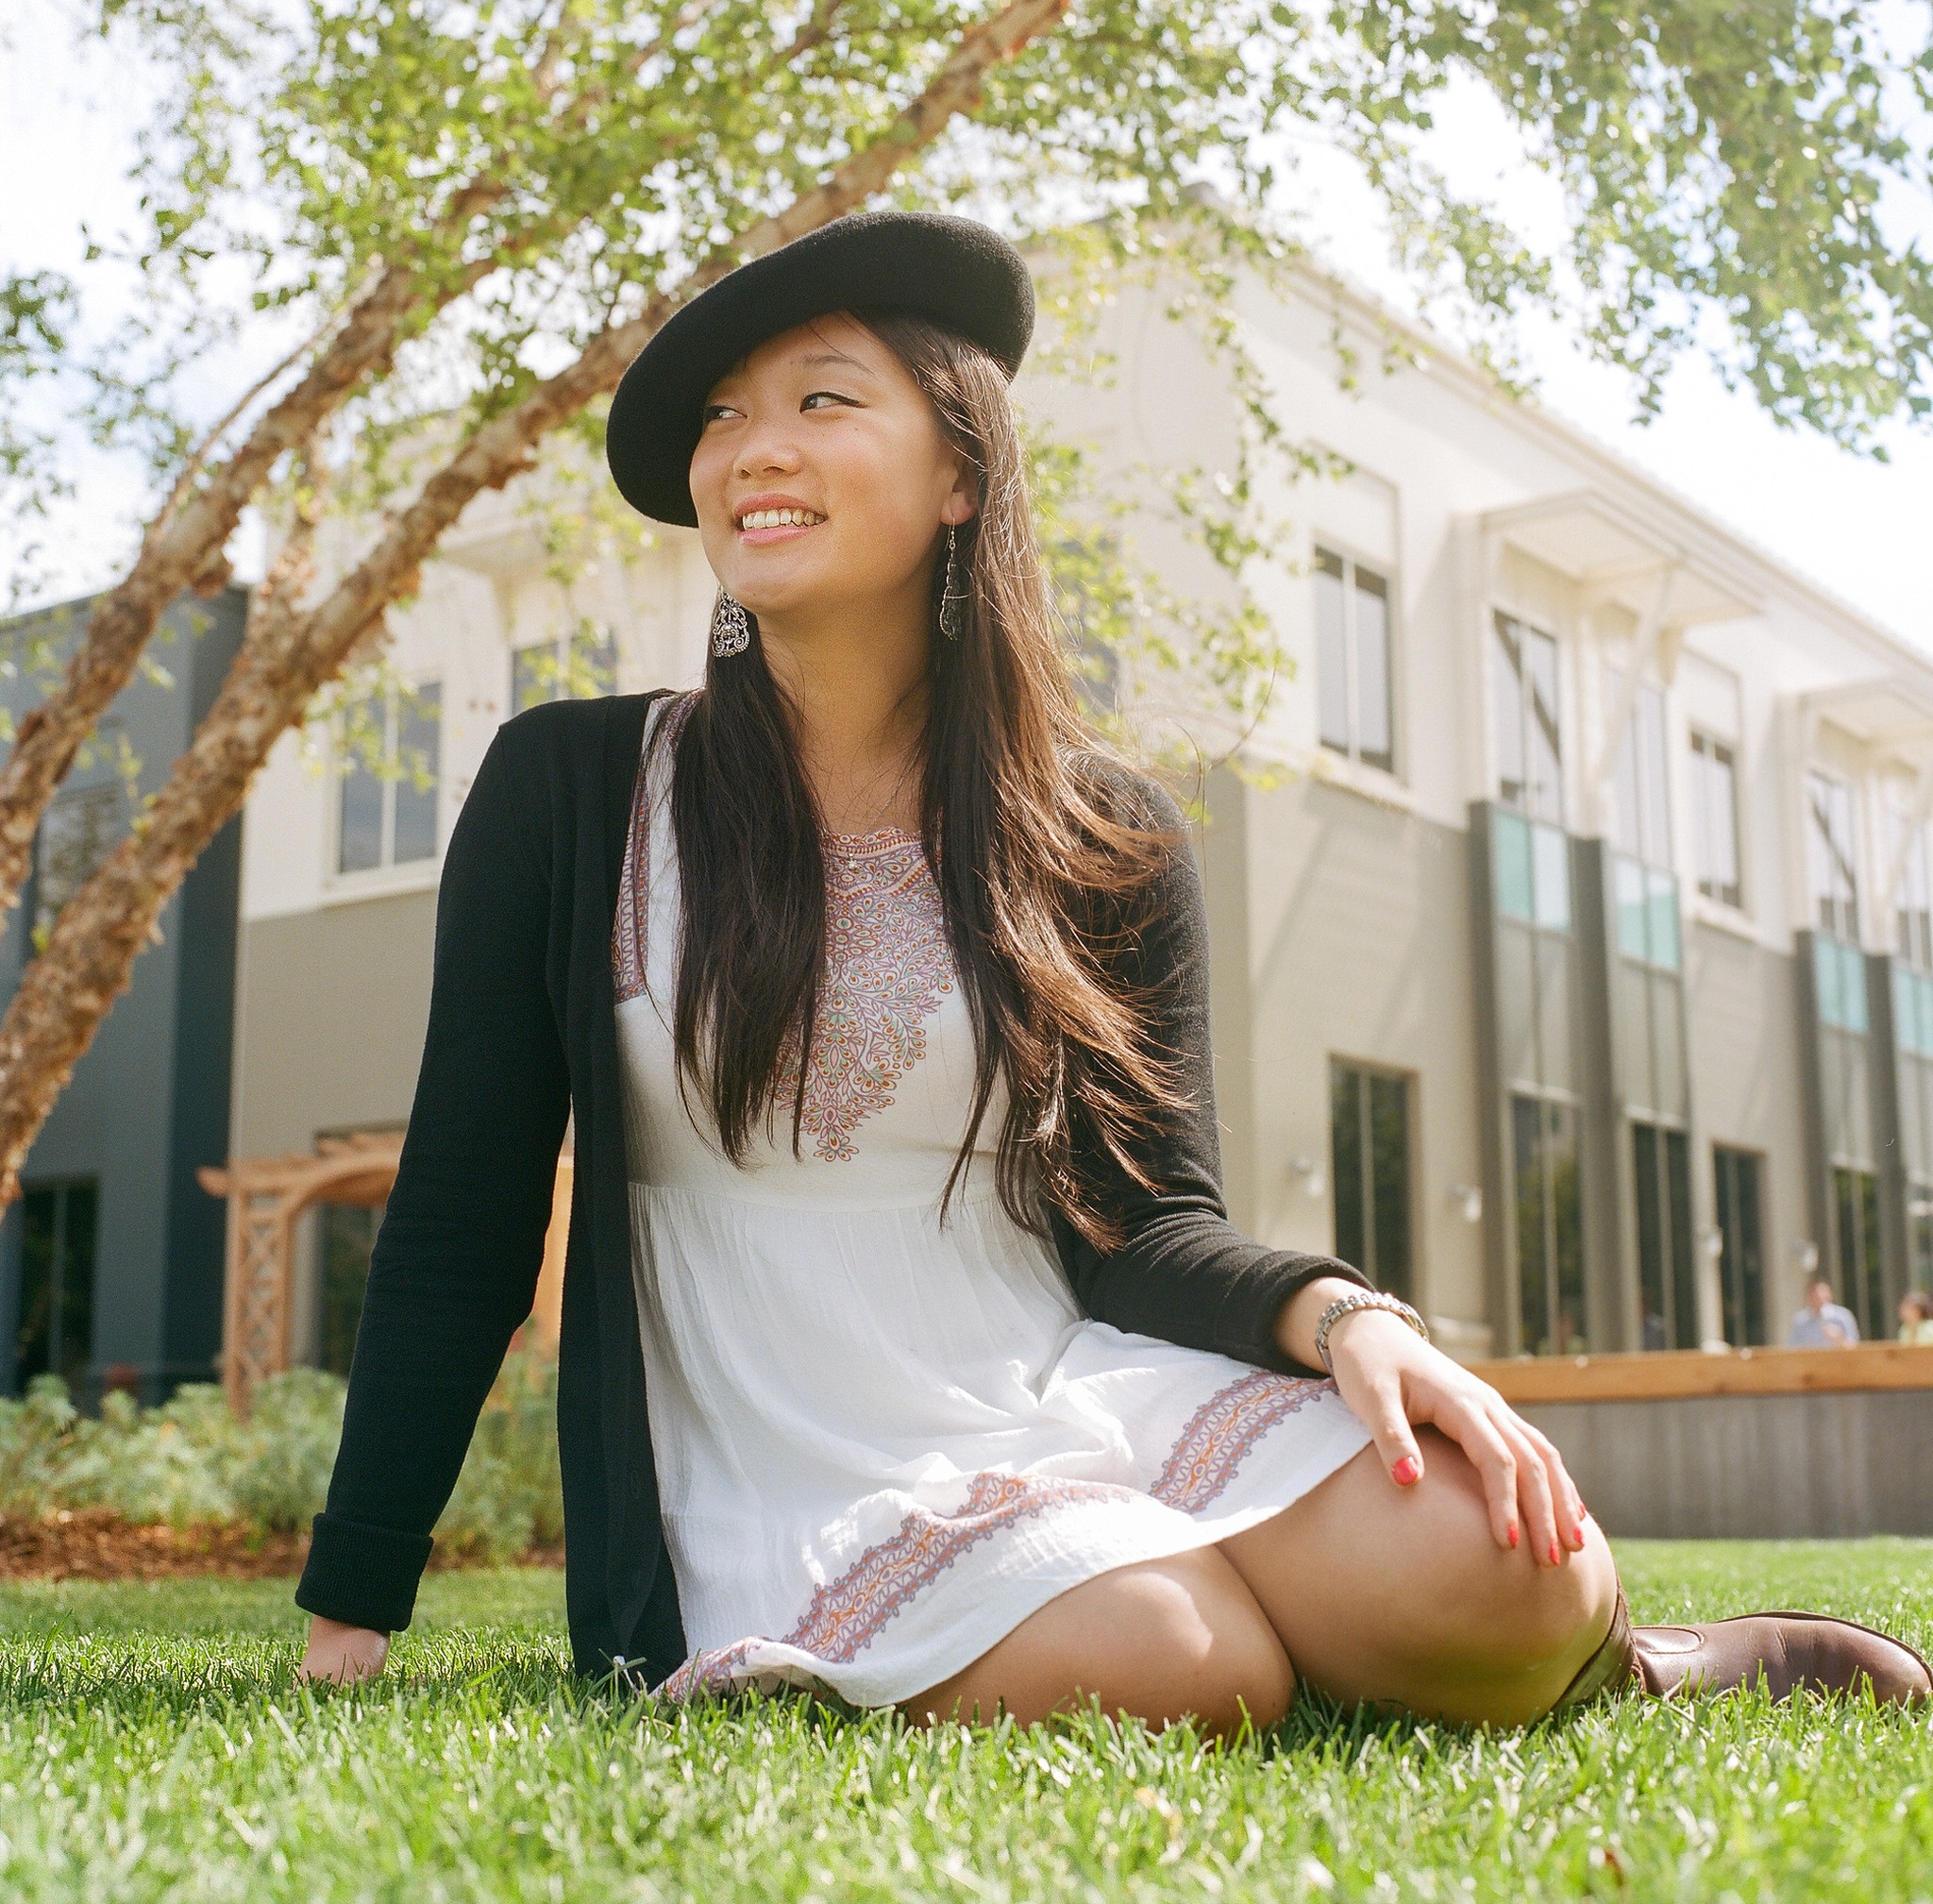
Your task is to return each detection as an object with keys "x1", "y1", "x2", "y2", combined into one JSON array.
[{"x1": 198, "y1": 1134, "x2": 570, "y2": 1414}]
